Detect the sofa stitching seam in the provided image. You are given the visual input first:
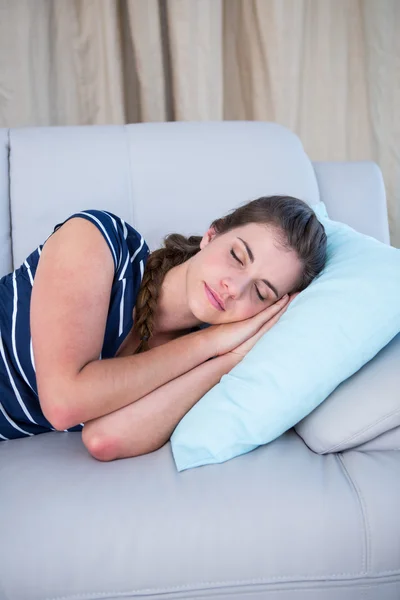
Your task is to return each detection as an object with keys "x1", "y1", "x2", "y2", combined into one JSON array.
[
  {"x1": 337, "y1": 454, "x2": 370, "y2": 574},
  {"x1": 324, "y1": 408, "x2": 400, "y2": 453},
  {"x1": 41, "y1": 572, "x2": 400, "y2": 600},
  {"x1": 122, "y1": 125, "x2": 135, "y2": 232},
  {"x1": 6, "y1": 128, "x2": 13, "y2": 270}
]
